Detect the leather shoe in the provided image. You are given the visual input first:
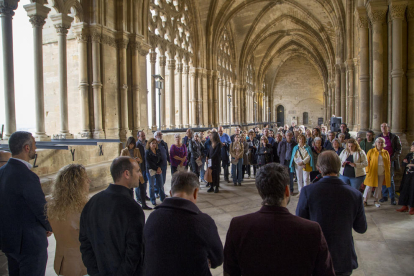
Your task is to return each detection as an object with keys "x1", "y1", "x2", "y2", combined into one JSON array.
[
  {"x1": 379, "y1": 197, "x2": 388, "y2": 203},
  {"x1": 391, "y1": 200, "x2": 397, "y2": 205},
  {"x1": 214, "y1": 186, "x2": 219, "y2": 193},
  {"x1": 396, "y1": 206, "x2": 409, "y2": 212},
  {"x1": 207, "y1": 187, "x2": 214, "y2": 193},
  {"x1": 409, "y1": 208, "x2": 414, "y2": 215},
  {"x1": 142, "y1": 205, "x2": 153, "y2": 210}
]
